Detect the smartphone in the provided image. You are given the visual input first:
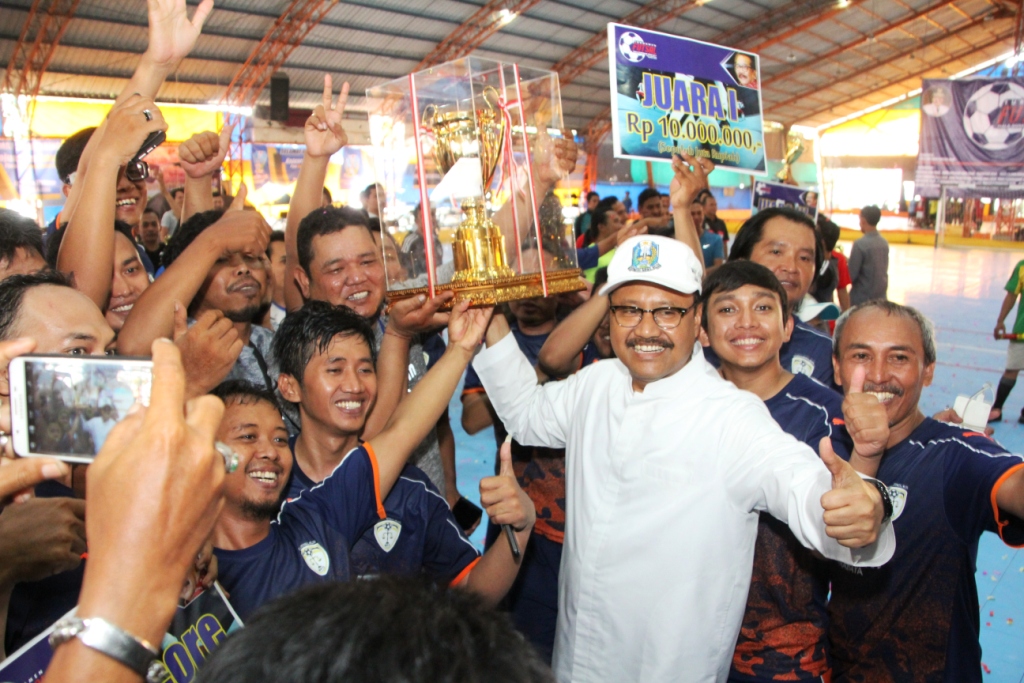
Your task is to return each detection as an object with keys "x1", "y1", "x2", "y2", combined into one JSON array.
[
  {"x1": 9, "y1": 355, "x2": 154, "y2": 463},
  {"x1": 452, "y1": 496, "x2": 483, "y2": 533}
]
